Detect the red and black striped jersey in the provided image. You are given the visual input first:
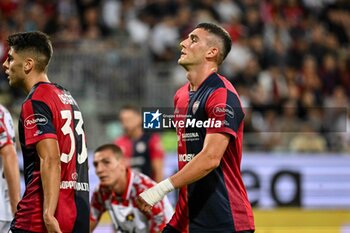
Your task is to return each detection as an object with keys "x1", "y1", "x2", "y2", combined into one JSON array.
[
  {"x1": 12, "y1": 82, "x2": 89, "y2": 233},
  {"x1": 169, "y1": 73, "x2": 255, "y2": 233},
  {"x1": 114, "y1": 133, "x2": 164, "y2": 179}
]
